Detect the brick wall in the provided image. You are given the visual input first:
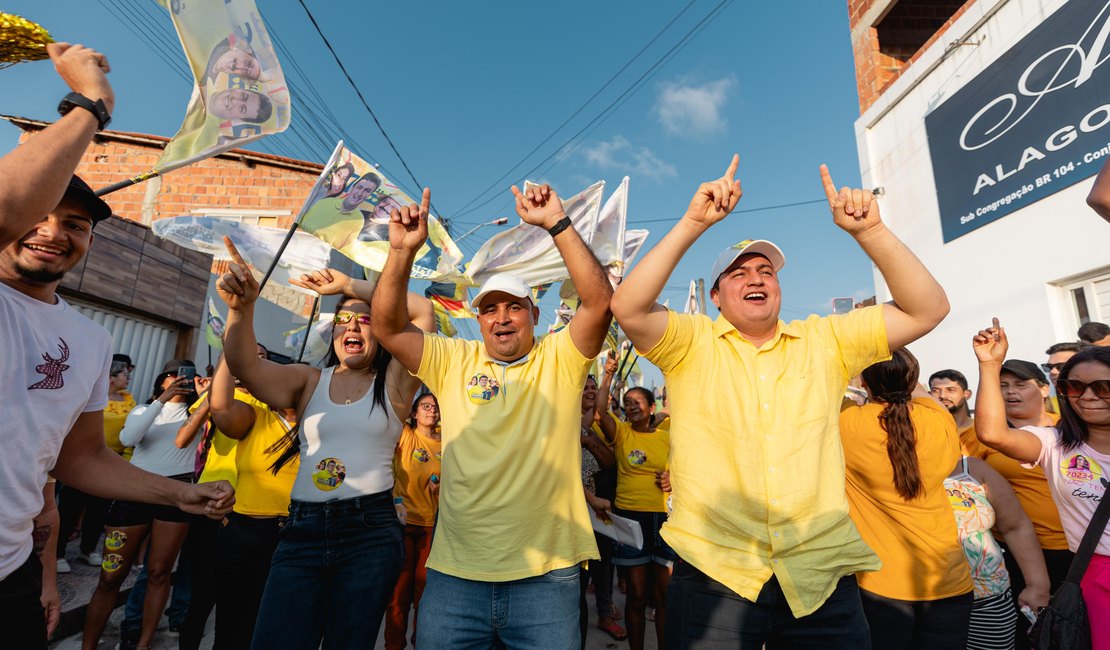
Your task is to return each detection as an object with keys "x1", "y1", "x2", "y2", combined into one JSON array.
[{"x1": 849, "y1": 0, "x2": 976, "y2": 113}]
